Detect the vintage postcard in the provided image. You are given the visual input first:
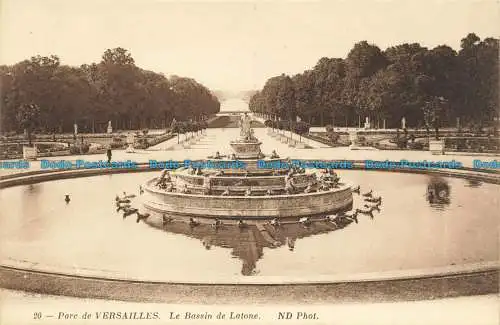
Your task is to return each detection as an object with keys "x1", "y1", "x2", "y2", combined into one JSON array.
[{"x1": 0, "y1": 0, "x2": 498, "y2": 324}]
